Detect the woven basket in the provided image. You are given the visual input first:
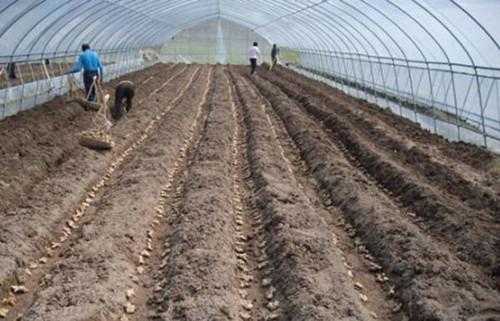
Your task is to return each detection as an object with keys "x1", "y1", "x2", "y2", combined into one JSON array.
[{"x1": 79, "y1": 131, "x2": 114, "y2": 150}]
